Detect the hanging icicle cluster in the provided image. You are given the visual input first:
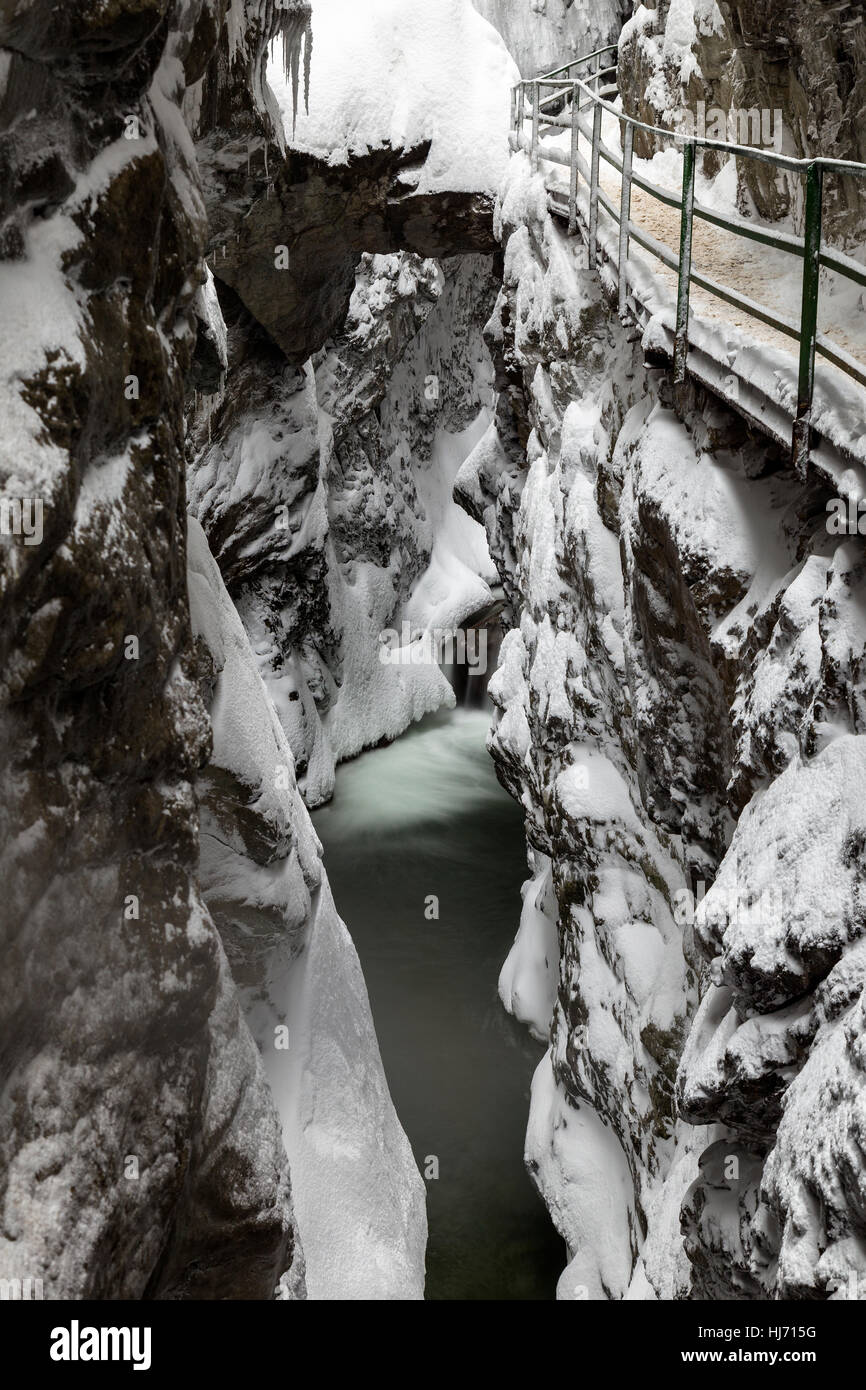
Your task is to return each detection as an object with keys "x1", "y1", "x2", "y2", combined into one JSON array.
[
  {"x1": 227, "y1": 0, "x2": 312, "y2": 130},
  {"x1": 278, "y1": 3, "x2": 313, "y2": 135}
]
